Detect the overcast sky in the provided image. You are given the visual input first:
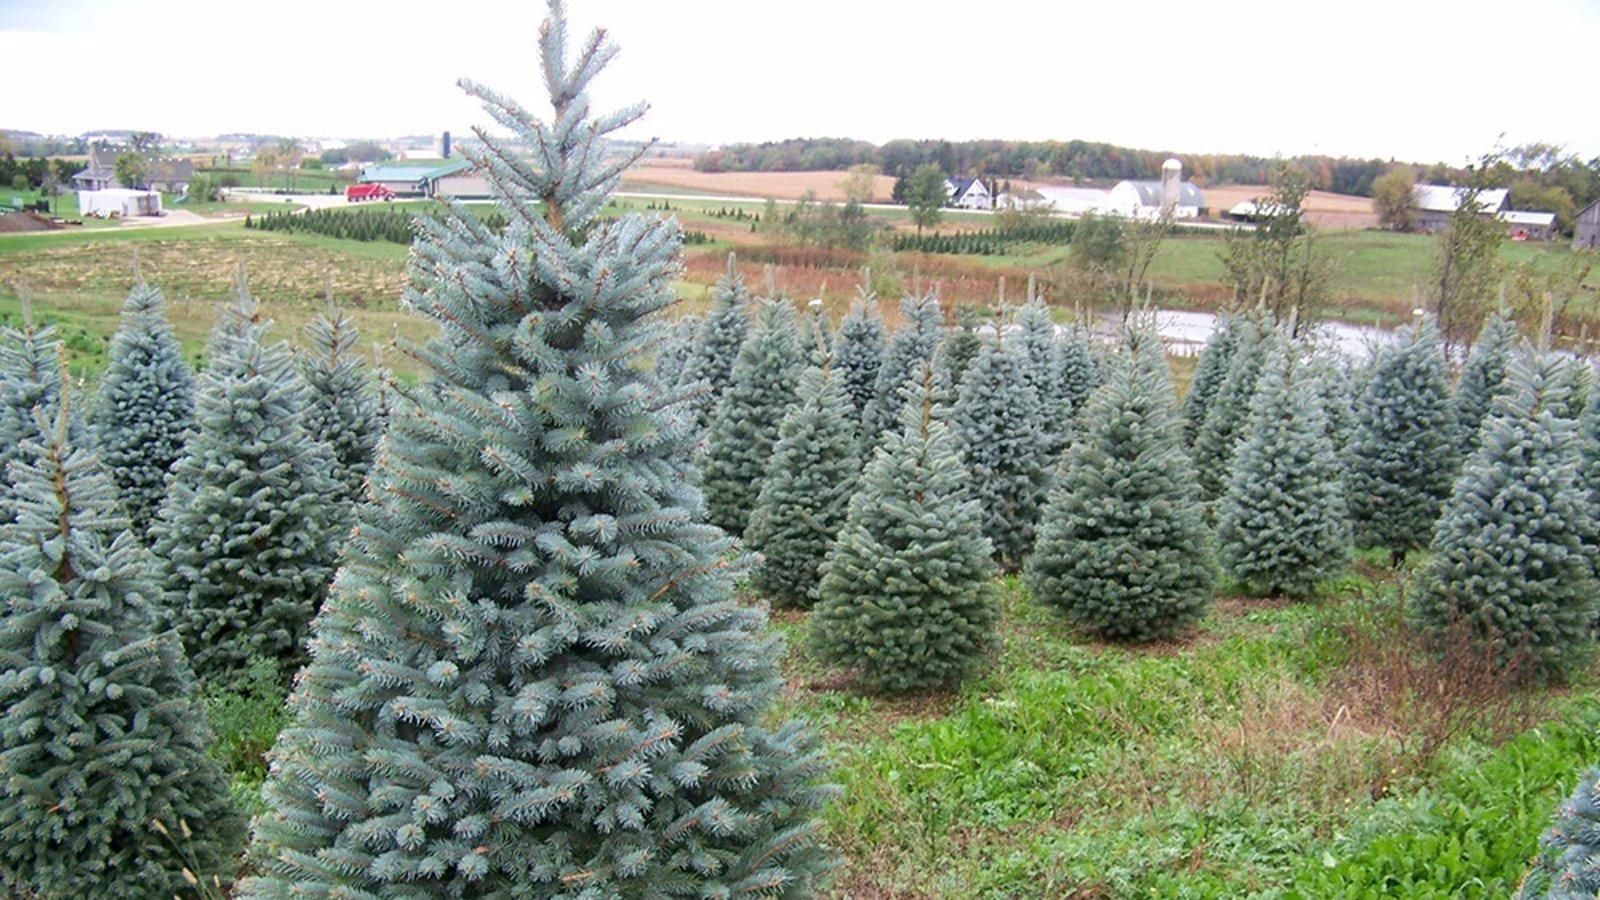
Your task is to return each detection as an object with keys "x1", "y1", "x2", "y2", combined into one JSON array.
[{"x1": 4, "y1": 0, "x2": 1599, "y2": 165}]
